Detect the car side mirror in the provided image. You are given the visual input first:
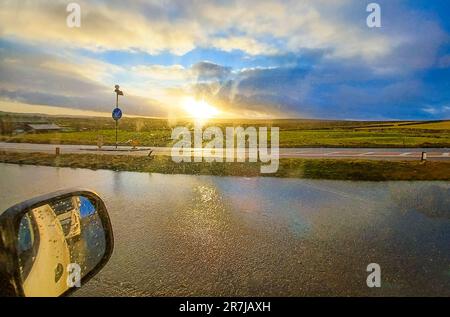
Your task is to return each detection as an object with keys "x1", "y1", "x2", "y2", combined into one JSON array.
[{"x1": 0, "y1": 189, "x2": 114, "y2": 297}]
